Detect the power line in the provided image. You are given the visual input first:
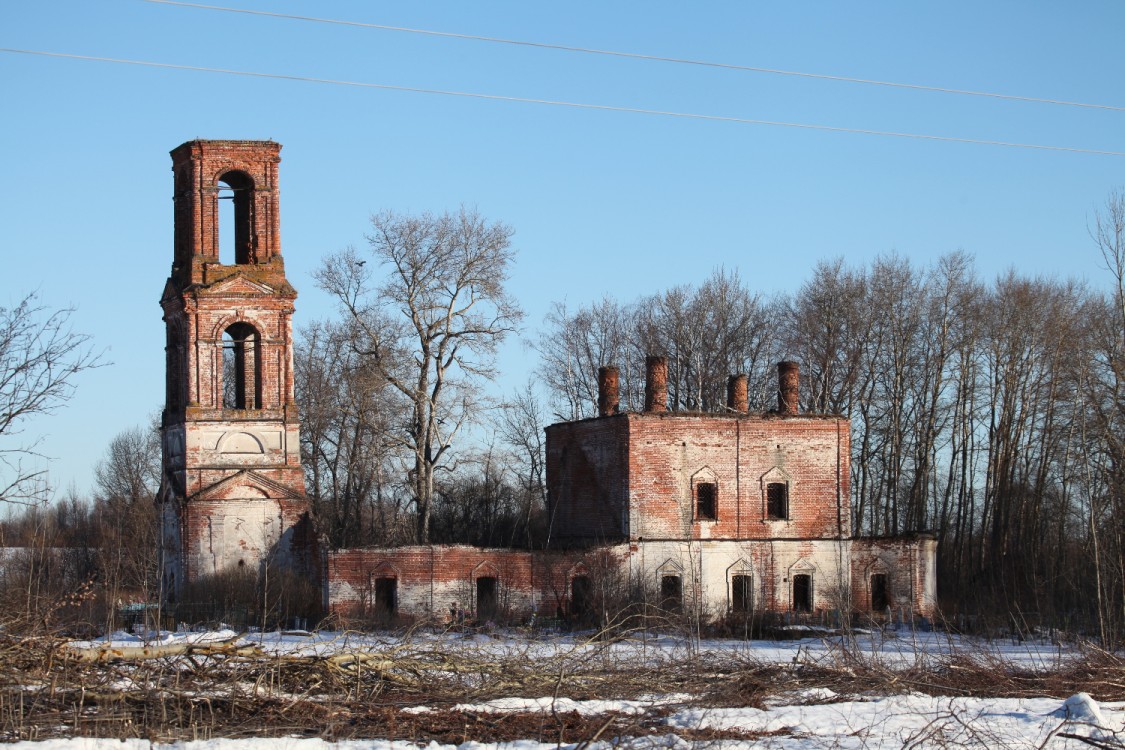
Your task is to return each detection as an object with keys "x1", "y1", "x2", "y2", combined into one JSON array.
[
  {"x1": 2, "y1": 47, "x2": 1122, "y2": 157},
  {"x1": 143, "y1": 0, "x2": 1125, "y2": 114}
]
